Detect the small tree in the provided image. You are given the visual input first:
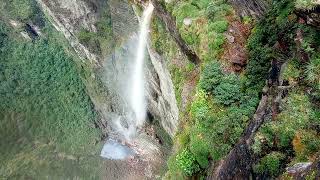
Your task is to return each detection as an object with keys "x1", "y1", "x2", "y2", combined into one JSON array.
[
  {"x1": 176, "y1": 148, "x2": 200, "y2": 176},
  {"x1": 199, "y1": 61, "x2": 223, "y2": 92},
  {"x1": 214, "y1": 74, "x2": 241, "y2": 105}
]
